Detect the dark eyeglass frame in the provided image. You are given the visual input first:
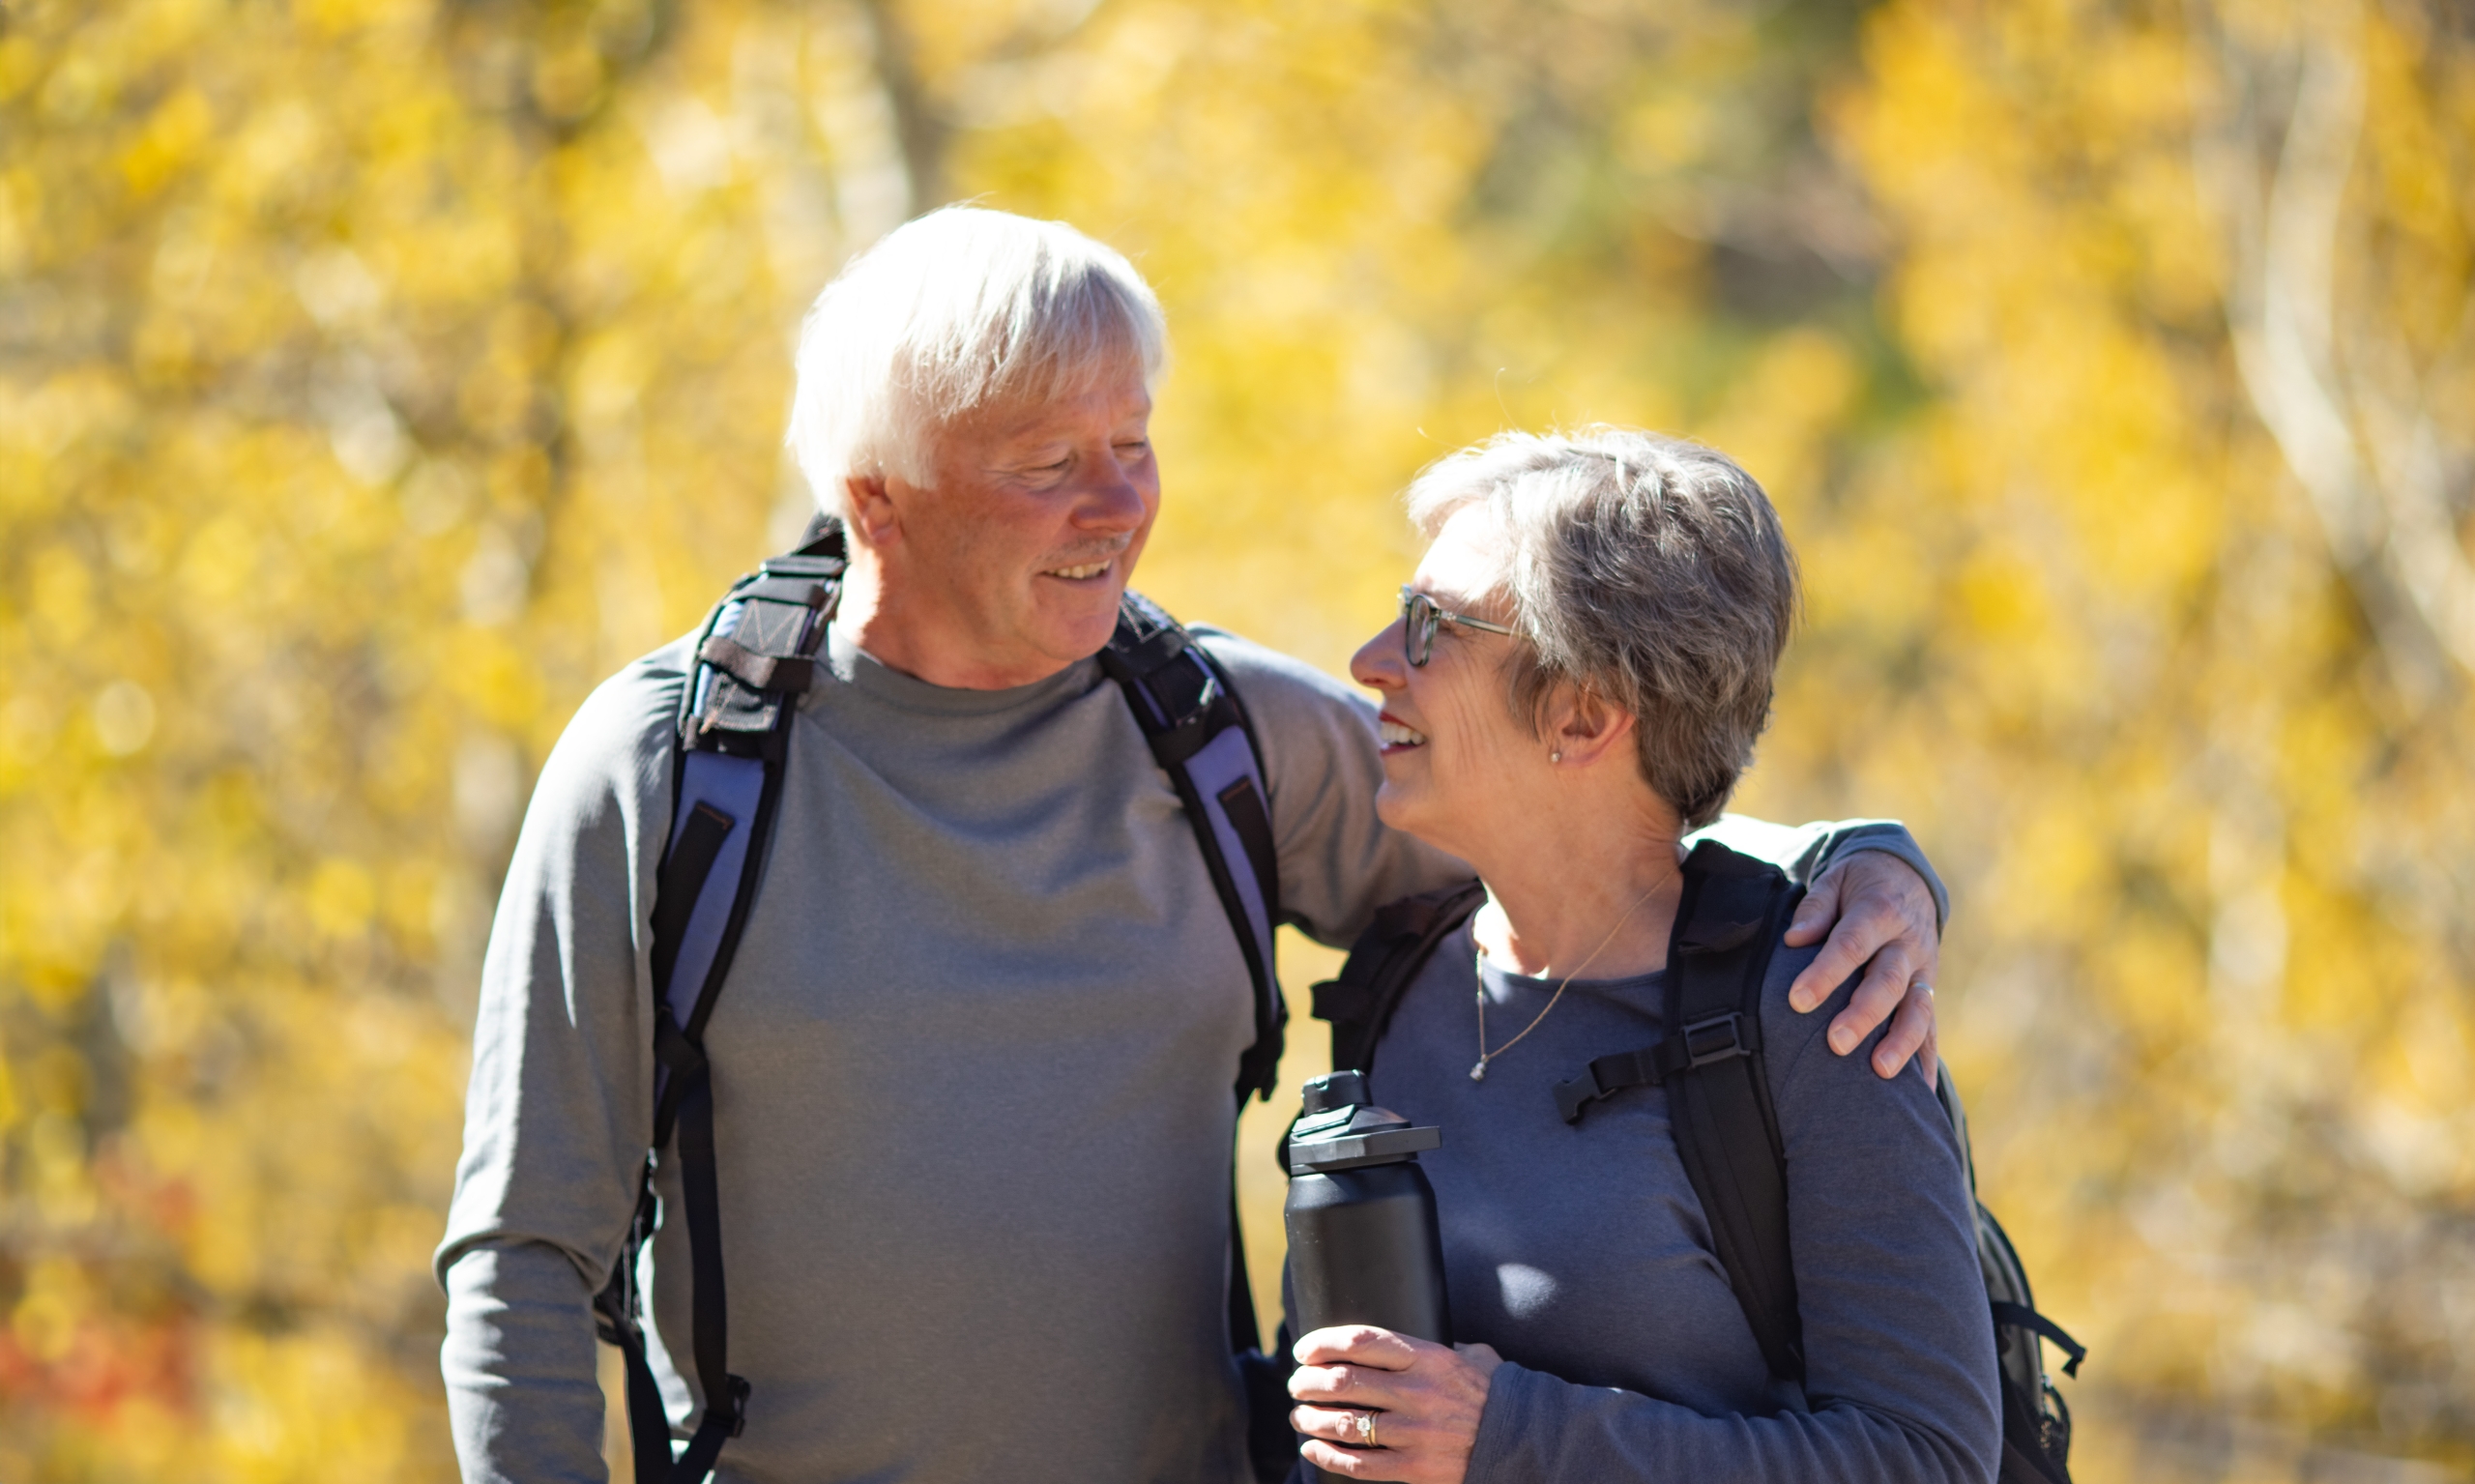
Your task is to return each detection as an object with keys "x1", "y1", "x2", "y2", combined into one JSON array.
[{"x1": 1399, "y1": 585, "x2": 1517, "y2": 667}]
